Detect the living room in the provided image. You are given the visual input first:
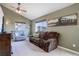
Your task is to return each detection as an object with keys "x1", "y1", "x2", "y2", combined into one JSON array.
[{"x1": 0, "y1": 3, "x2": 79, "y2": 56}]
